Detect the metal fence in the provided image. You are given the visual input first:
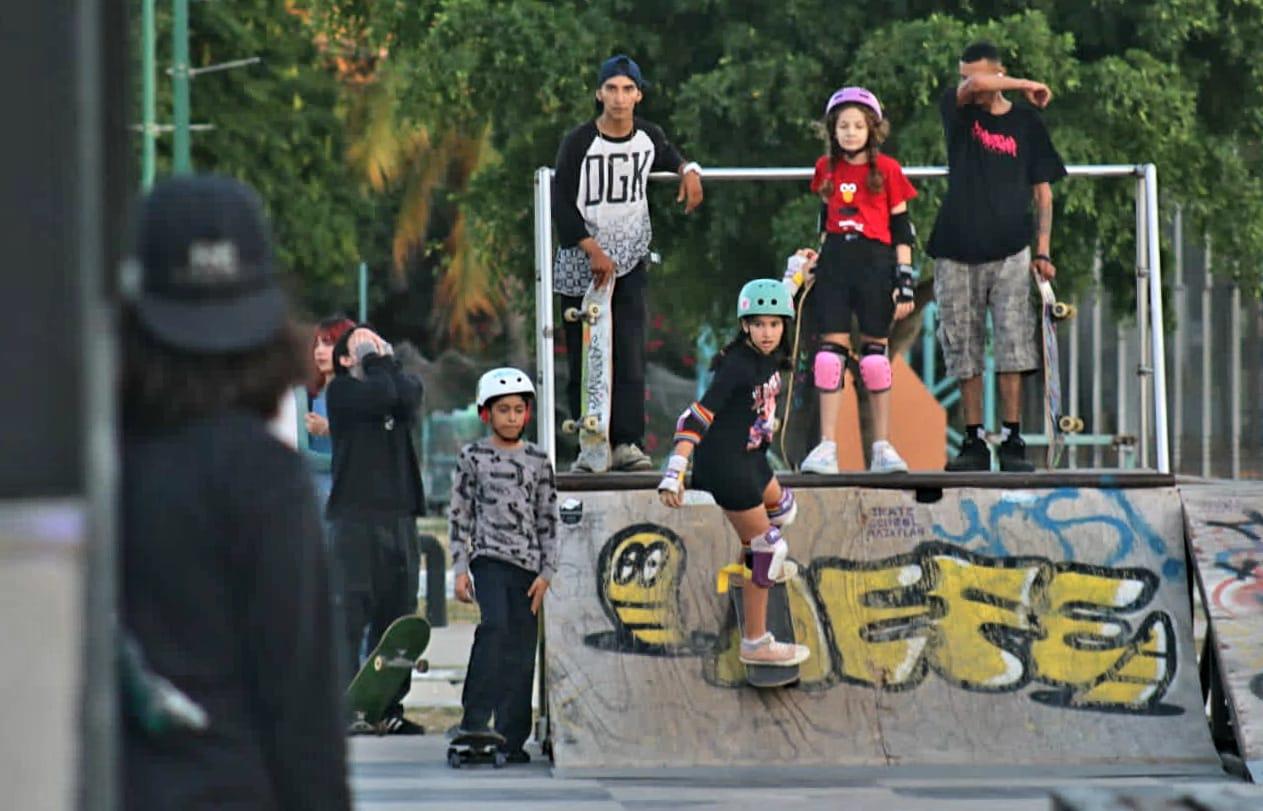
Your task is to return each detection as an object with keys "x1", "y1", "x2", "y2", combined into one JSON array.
[{"x1": 533, "y1": 164, "x2": 1171, "y2": 472}]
